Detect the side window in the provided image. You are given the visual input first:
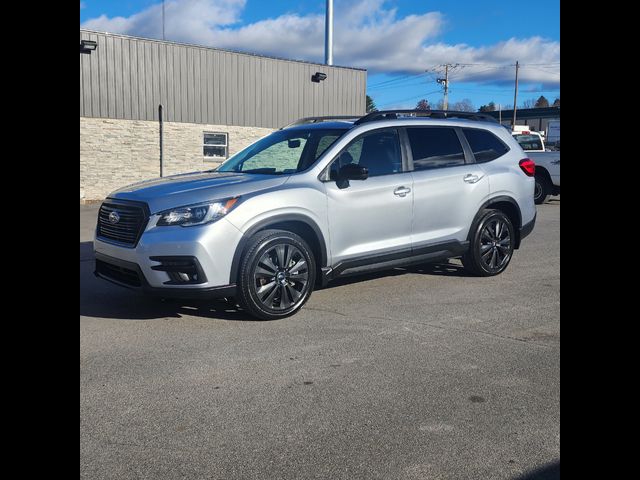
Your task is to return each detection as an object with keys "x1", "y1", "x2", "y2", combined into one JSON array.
[
  {"x1": 463, "y1": 128, "x2": 510, "y2": 162},
  {"x1": 330, "y1": 129, "x2": 402, "y2": 179},
  {"x1": 407, "y1": 128, "x2": 466, "y2": 171}
]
